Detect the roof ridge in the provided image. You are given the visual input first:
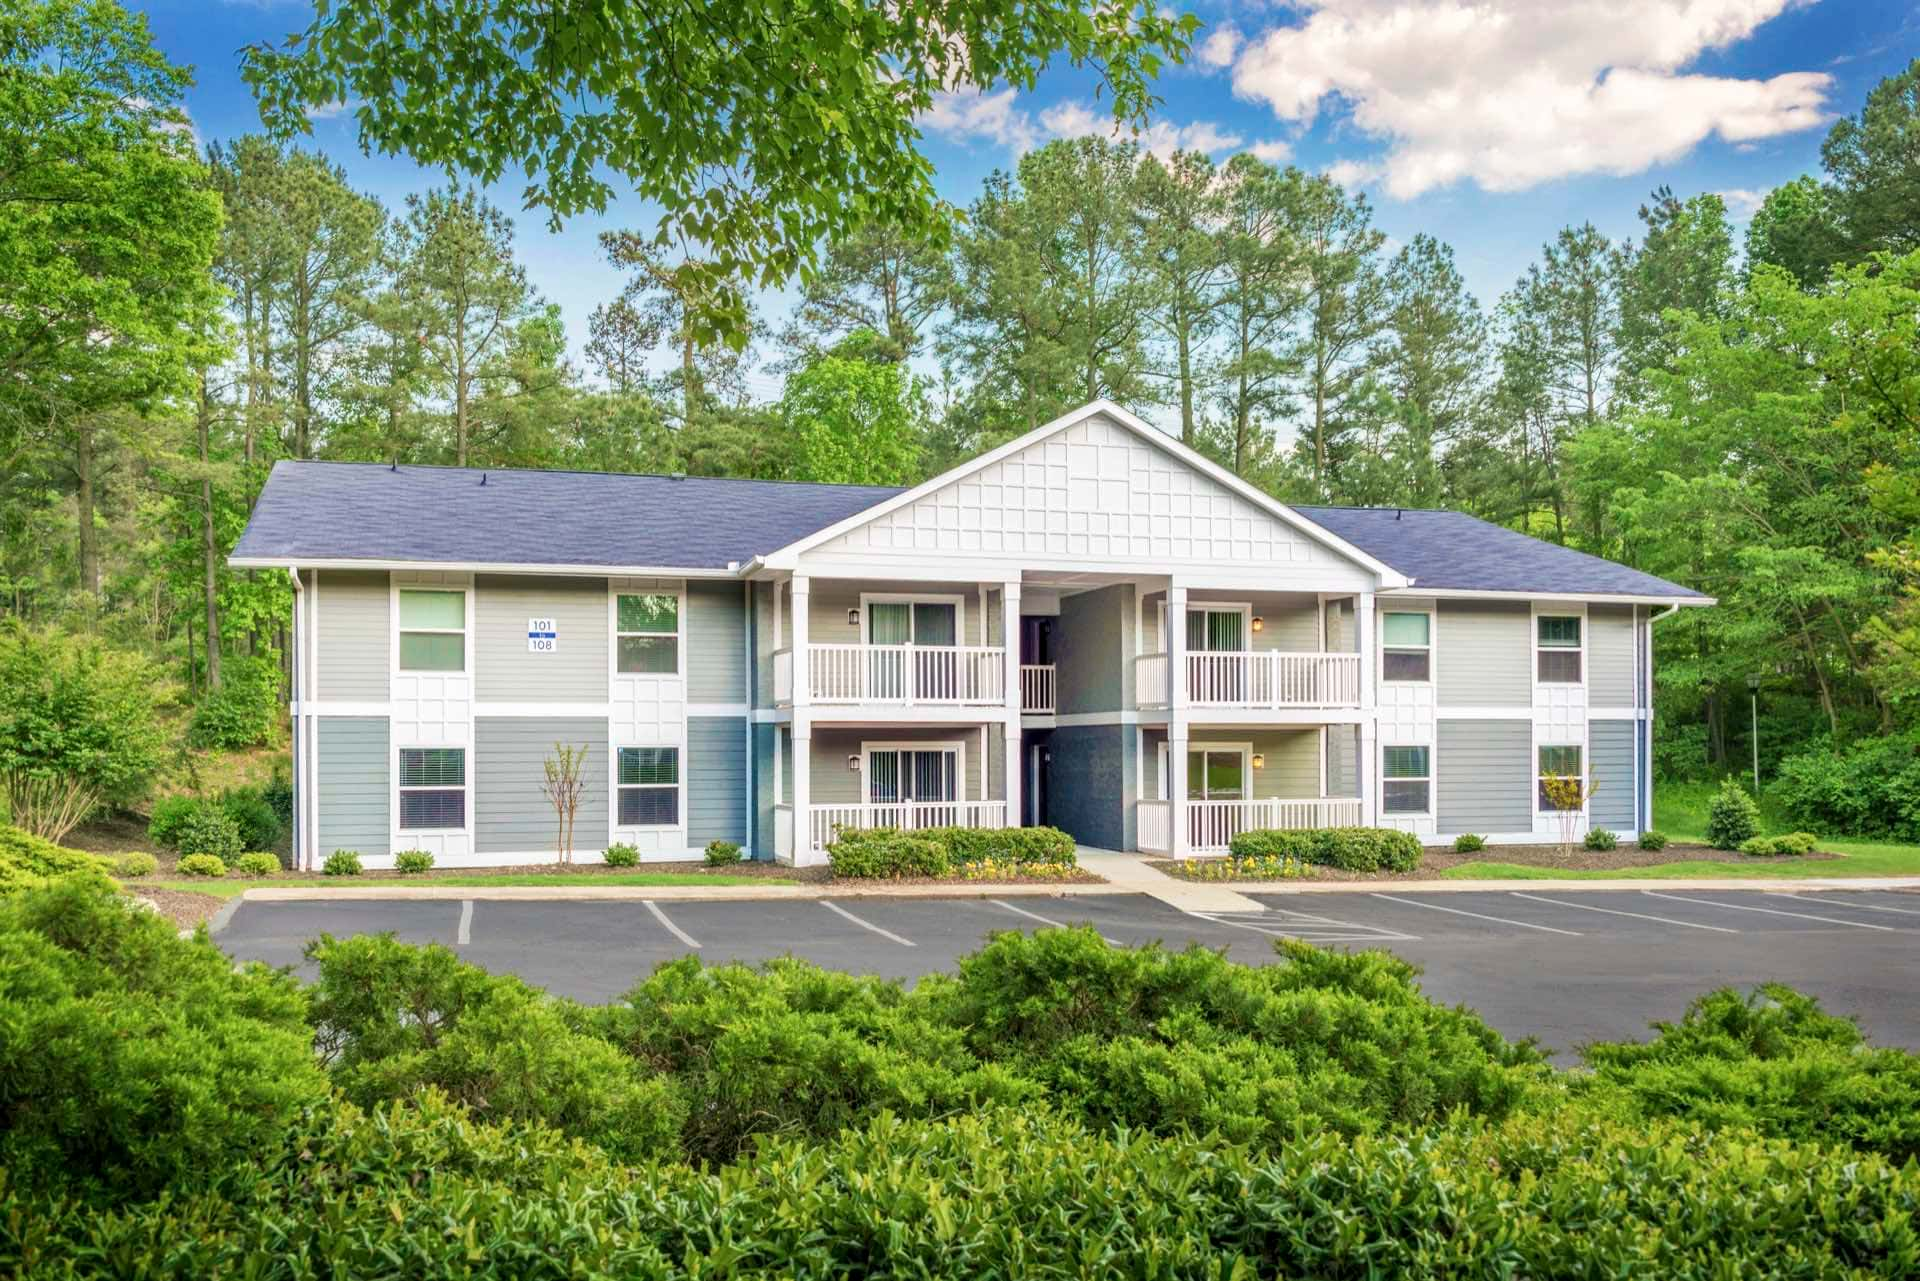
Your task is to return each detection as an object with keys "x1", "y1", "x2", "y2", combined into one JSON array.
[{"x1": 274, "y1": 458, "x2": 905, "y2": 493}]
